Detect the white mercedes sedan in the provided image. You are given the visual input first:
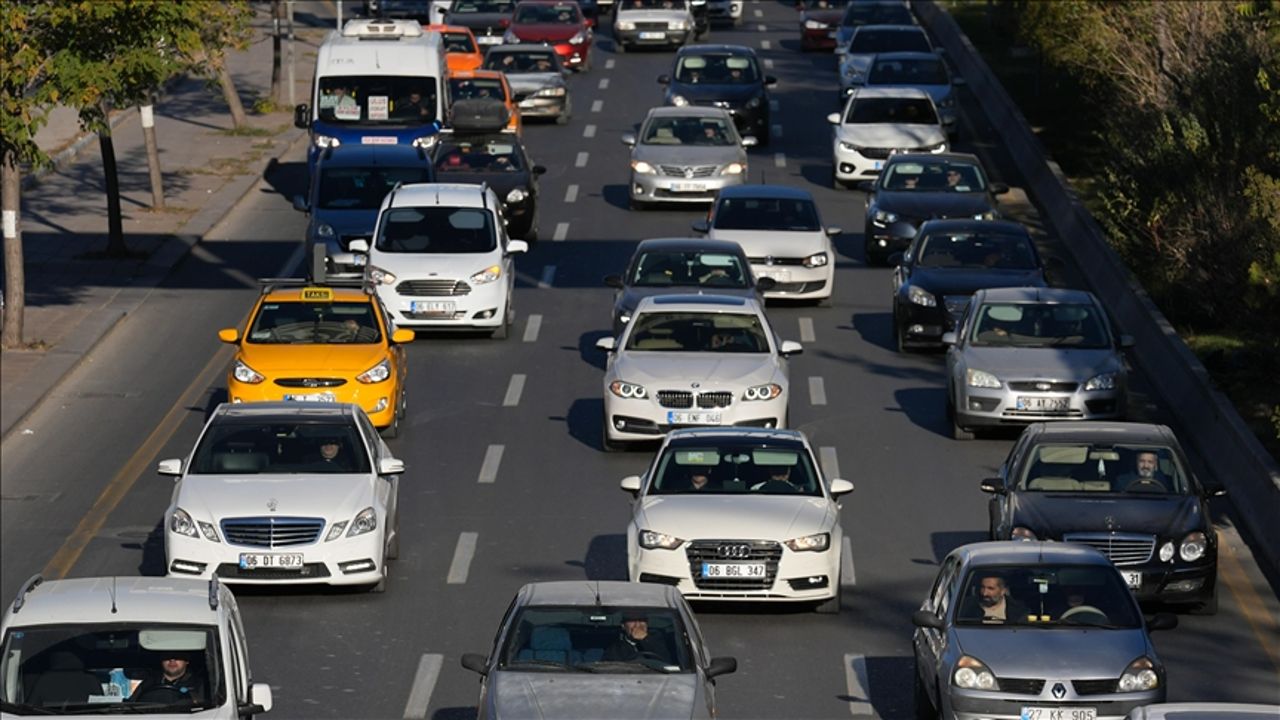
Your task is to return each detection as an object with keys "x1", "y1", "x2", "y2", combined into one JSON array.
[
  {"x1": 620, "y1": 427, "x2": 854, "y2": 612},
  {"x1": 595, "y1": 294, "x2": 801, "y2": 451}
]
